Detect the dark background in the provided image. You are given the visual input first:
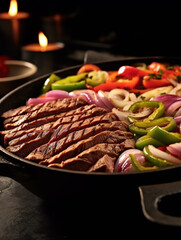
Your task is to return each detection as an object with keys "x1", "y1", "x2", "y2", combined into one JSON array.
[{"x1": 1, "y1": 0, "x2": 181, "y2": 57}]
